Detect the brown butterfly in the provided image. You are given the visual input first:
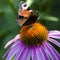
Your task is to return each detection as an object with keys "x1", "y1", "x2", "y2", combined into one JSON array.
[{"x1": 16, "y1": 1, "x2": 38, "y2": 26}]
